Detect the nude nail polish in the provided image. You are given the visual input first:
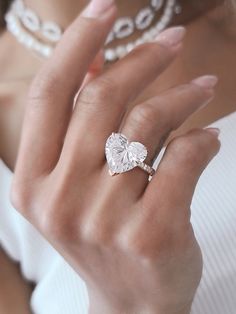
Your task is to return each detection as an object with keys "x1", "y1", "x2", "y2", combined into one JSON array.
[
  {"x1": 82, "y1": 0, "x2": 115, "y2": 18},
  {"x1": 154, "y1": 26, "x2": 186, "y2": 47},
  {"x1": 192, "y1": 75, "x2": 218, "y2": 89},
  {"x1": 205, "y1": 127, "x2": 221, "y2": 138}
]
